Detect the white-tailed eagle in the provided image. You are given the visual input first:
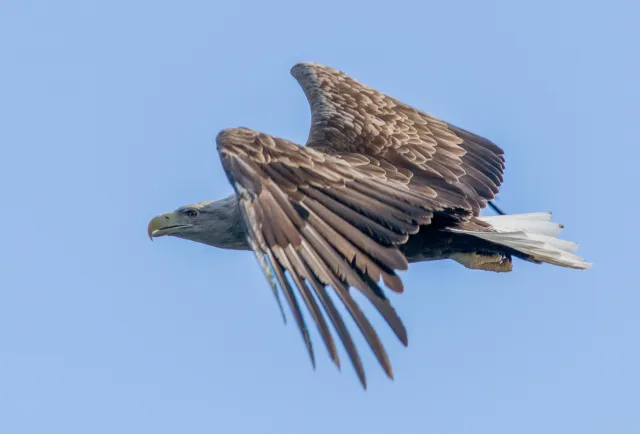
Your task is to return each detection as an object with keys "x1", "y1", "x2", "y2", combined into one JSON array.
[{"x1": 148, "y1": 63, "x2": 590, "y2": 388}]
